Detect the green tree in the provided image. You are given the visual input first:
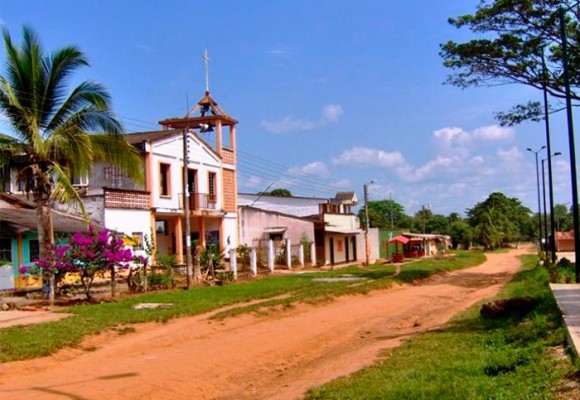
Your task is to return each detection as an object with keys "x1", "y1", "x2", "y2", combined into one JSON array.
[
  {"x1": 357, "y1": 199, "x2": 410, "y2": 229},
  {"x1": 0, "y1": 27, "x2": 142, "y2": 302},
  {"x1": 268, "y1": 188, "x2": 292, "y2": 197},
  {"x1": 448, "y1": 212, "x2": 462, "y2": 224},
  {"x1": 441, "y1": 0, "x2": 579, "y2": 125},
  {"x1": 426, "y1": 214, "x2": 450, "y2": 234},
  {"x1": 413, "y1": 207, "x2": 433, "y2": 233},
  {"x1": 467, "y1": 192, "x2": 532, "y2": 249},
  {"x1": 554, "y1": 203, "x2": 573, "y2": 231},
  {"x1": 449, "y1": 221, "x2": 473, "y2": 249}
]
